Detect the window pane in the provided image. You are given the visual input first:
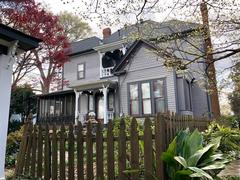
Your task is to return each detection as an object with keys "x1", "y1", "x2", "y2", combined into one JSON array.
[
  {"x1": 143, "y1": 99, "x2": 151, "y2": 114},
  {"x1": 78, "y1": 64, "x2": 84, "y2": 71},
  {"x1": 89, "y1": 95, "x2": 94, "y2": 111},
  {"x1": 130, "y1": 84, "x2": 138, "y2": 100},
  {"x1": 184, "y1": 80, "x2": 191, "y2": 110},
  {"x1": 155, "y1": 99, "x2": 165, "y2": 113},
  {"x1": 78, "y1": 71, "x2": 84, "y2": 78},
  {"x1": 153, "y1": 80, "x2": 164, "y2": 97},
  {"x1": 131, "y1": 100, "x2": 139, "y2": 114},
  {"x1": 141, "y1": 83, "x2": 150, "y2": 98},
  {"x1": 108, "y1": 93, "x2": 114, "y2": 110}
]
